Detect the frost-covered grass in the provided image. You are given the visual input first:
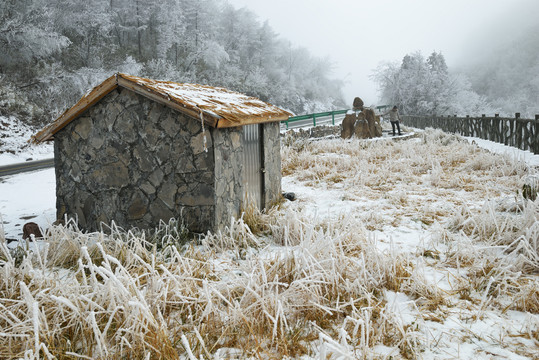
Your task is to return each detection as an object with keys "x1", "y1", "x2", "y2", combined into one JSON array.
[{"x1": 1, "y1": 129, "x2": 538, "y2": 359}]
